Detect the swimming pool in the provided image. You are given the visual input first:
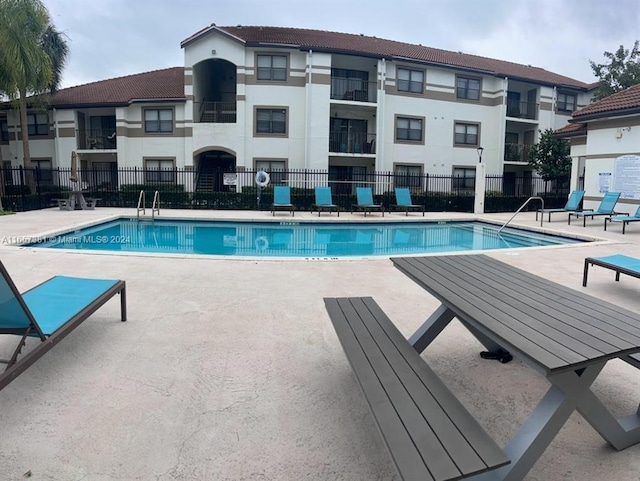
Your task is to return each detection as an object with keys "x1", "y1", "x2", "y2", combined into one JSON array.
[{"x1": 26, "y1": 219, "x2": 583, "y2": 257}]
